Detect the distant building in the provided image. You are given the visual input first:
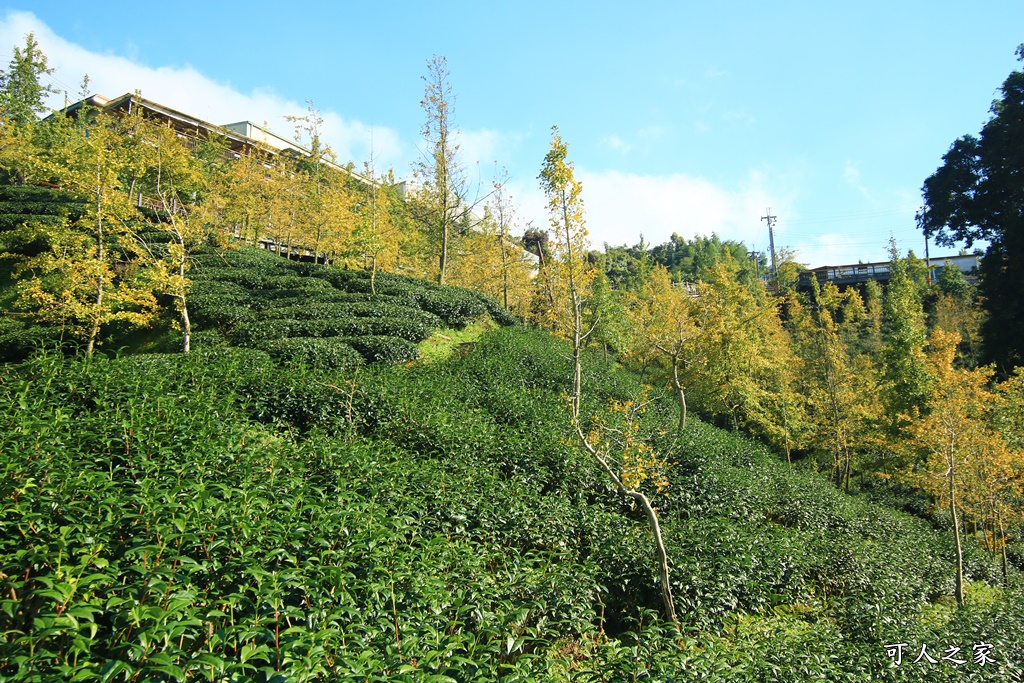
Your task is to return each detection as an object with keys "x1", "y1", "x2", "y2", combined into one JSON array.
[
  {"x1": 798, "y1": 253, "x2": 981, "y2": 291},
  {"x1": 54, "y1": 93, "x2": 370, "y2": 184},
  {"x1": 58, "y1": 93, "x2": 273, "y2": 159},
  {"x1": 393, "y1": 179, "x2": 423, "y2": 198}
]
